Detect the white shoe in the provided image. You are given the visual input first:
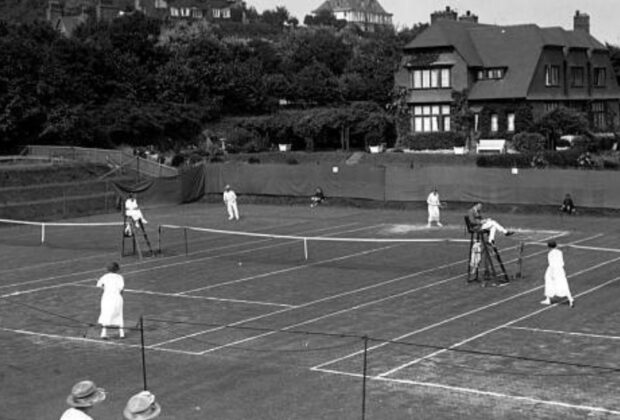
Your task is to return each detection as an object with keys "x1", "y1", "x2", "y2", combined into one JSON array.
[
  {"x1": 228, "y1": 217, "x2": 233, "y2": 220},
  {"x1": 540, "y1": 299, "x2": 551, "y2": 305},
  {"x1": 437, "y1": 222, "x2": 443, "y2": 227}
]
